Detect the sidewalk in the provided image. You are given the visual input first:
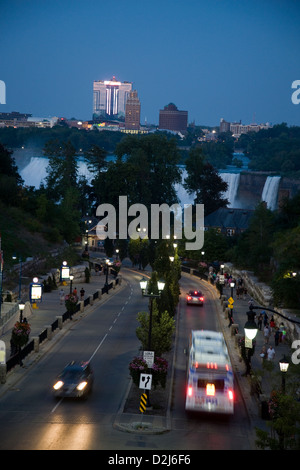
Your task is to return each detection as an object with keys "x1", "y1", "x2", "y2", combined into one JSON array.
[
  {"x1": 215, "y1": 281, "x2": 293, "y2": 424},
  {"x1": 0, "y1": 268, "x2": 119, "y2": 363}
]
